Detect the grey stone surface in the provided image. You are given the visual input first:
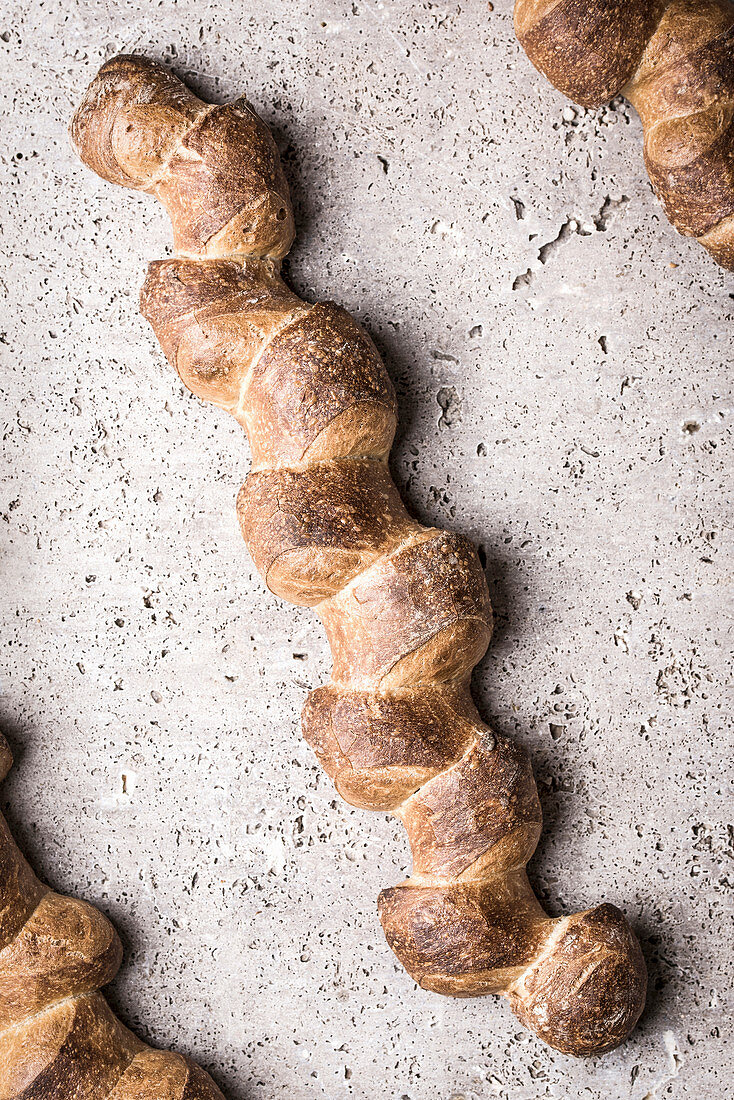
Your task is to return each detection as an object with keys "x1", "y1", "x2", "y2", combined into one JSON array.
[{"x1": 1, "y1": 1, "x2": 732, "y2": 1097}]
